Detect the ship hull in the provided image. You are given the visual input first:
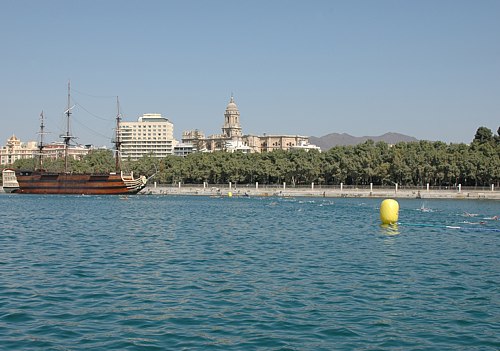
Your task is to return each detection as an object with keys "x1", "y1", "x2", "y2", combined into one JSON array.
[
  {"x1": 13, "y1": 171, "x2": 147, "y2": 195},
  {"x1": 3, "y1": 186, "x2": 20, "y2": 193}
]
